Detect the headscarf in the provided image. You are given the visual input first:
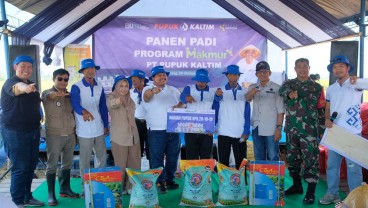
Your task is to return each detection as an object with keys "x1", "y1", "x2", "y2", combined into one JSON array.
[{"x1": 112, "y1": 79, "x2": 136, "y2": 132}]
